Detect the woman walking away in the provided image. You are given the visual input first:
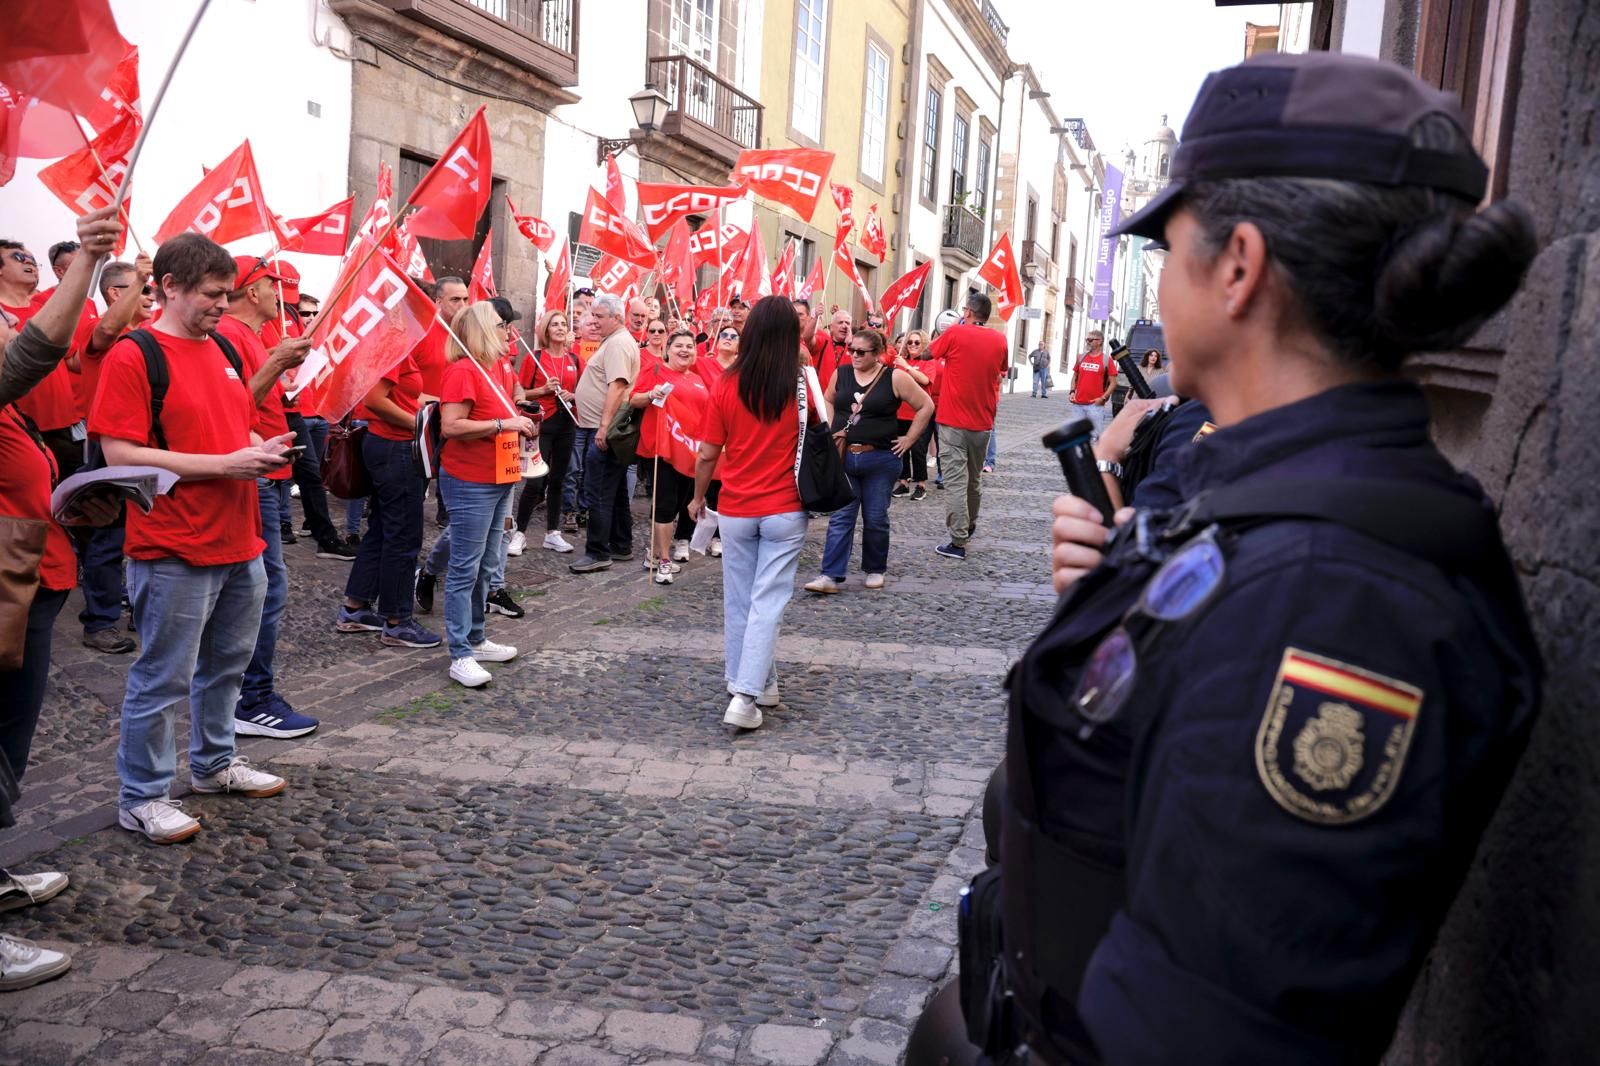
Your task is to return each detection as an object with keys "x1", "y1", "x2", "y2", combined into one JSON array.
[
  {"x1": 891, "y1": 330, "x2": 935, "y2": 499},
  {"x1": 631, "y1": 329, "x2": 710, "y2": 584},
  {"x1": 515, "y1": 310, "x2": 579, "y2": 553},
  {"x1": 805, "y1": 329, "x2": 933, "y2": 594},
  {"x1": 690, "y1": 296, "x2": 811, "y2": 731},
  {"x1": 437, "y1": 302, "x2": 535, "y2": 688}
]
